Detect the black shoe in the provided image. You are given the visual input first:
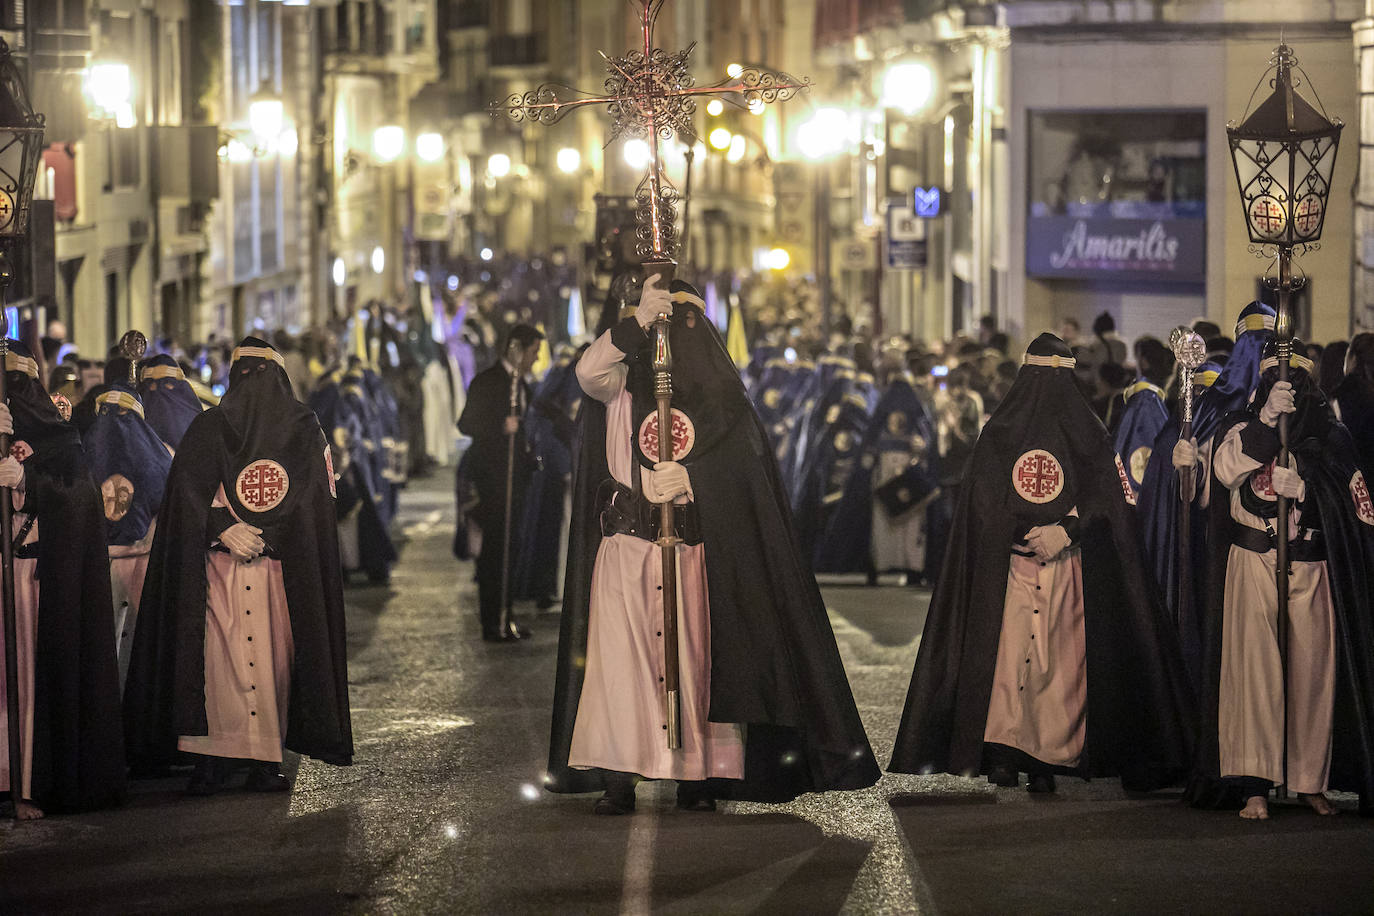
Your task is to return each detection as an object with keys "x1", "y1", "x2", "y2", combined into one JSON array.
[
  {"x1": 187, "y1": 756, "x2": 232, "y2": 796},
  {"x1": 988, "y1": 766, "x2": 1018, "y2": 788},
  {"x1": 676, "y1": 781, "x2": 716, "y2": 812},
  {"x1": 1027, "y1": 774, "x2": 1057, "y2": 794},
  {"x1": 593, "y1": 773, "x2": 637, "y2": 815},
  {"x1": 245, "y1": 762, "x2": 291, "y2": 793}
]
